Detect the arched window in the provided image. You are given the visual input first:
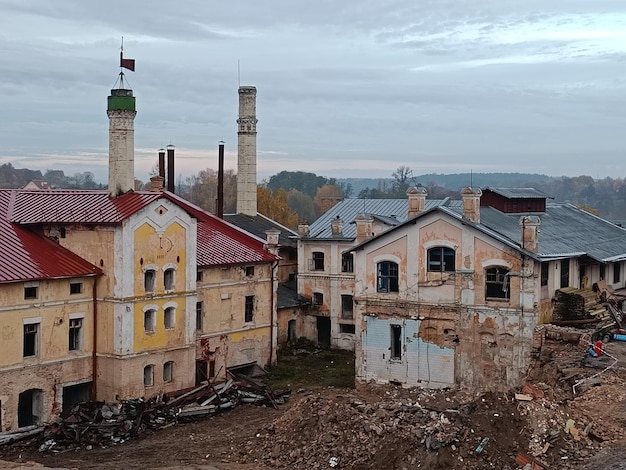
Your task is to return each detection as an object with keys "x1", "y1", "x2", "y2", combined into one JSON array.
[
  {"x1": 144, "y1": 269, "x2": 156, "y2": 293},
  {"x1": 164, "y1": 307, "x2": 175, "y2": 329},
  {"x1": 143, "y1": 365, "x2": 154, "y2": 386},
  {"x1": 485, "y1": 267, "x2": 510, "y2": 300},
  {"x1": 427, "y1": 247, "x2": 455, "y2": 272},
  {"x1": 164, "y1": 268, "x2": 175, "y2": 291},
  {"x1": 377, "y1": 261, "x2": 399, "y2": 293}
]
